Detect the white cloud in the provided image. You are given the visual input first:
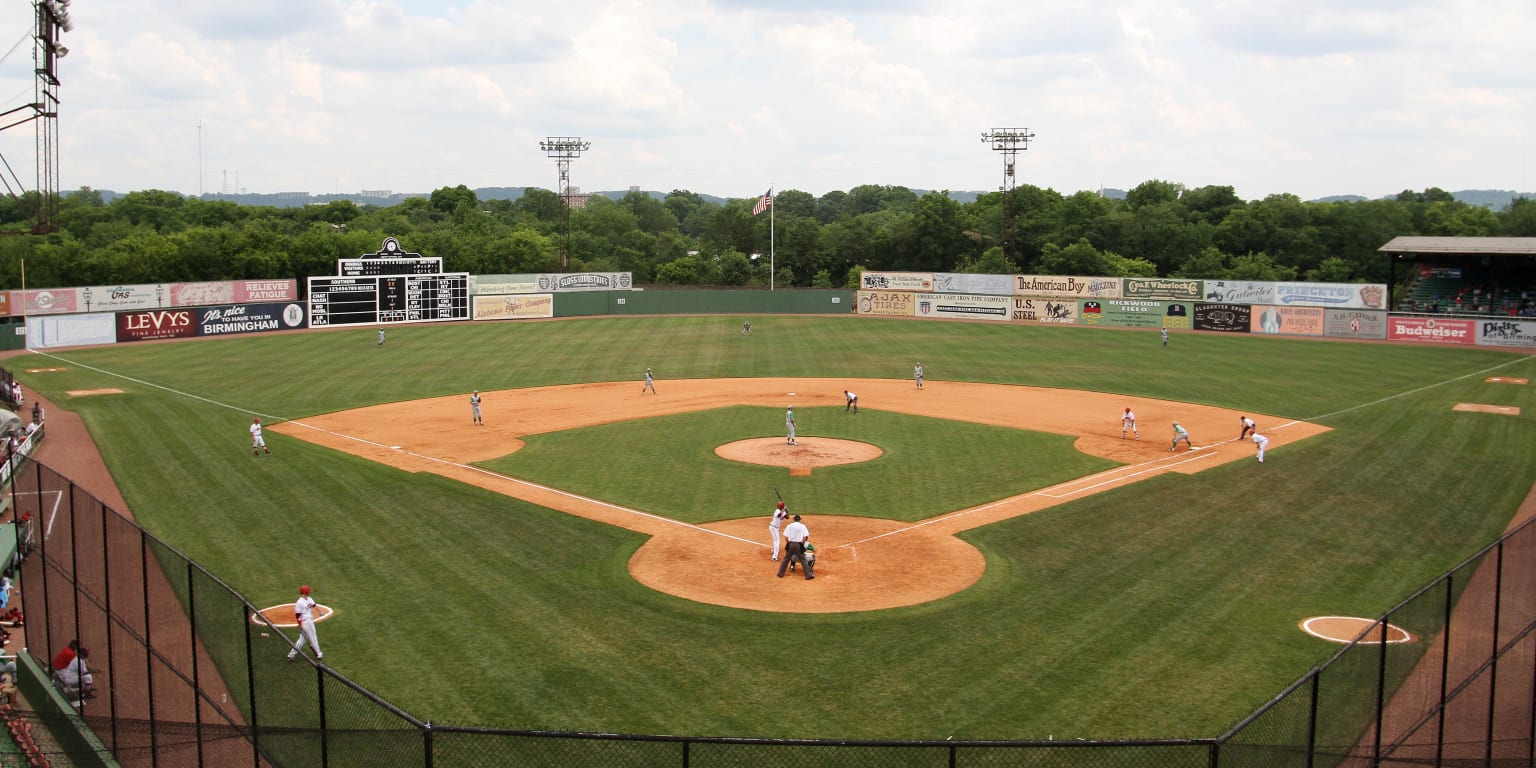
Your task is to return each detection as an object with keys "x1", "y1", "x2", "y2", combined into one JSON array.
[{"x1": 0, "y1": 0, "x2": 1525, "y2": 201}]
